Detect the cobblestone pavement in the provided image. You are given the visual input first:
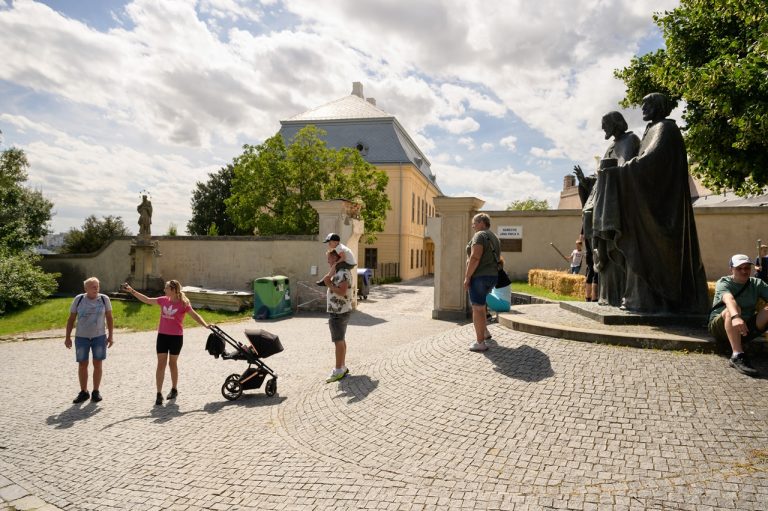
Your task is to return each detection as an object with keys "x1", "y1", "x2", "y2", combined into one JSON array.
[{"x1": 1, "y1": 279, "x2": 767, "y2": 510}]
